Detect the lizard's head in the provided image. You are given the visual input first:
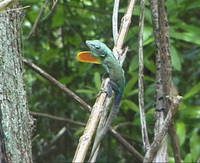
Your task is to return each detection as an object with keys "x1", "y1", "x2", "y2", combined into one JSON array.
[
  {"x1": 86, "y1": 40, "x2": 109, "y2": 58},
  {"x1": 76, "y1": 40, "x2": 111, "y2": 64}
]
